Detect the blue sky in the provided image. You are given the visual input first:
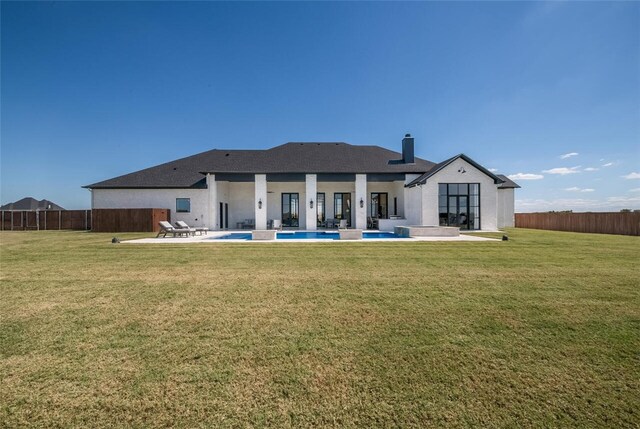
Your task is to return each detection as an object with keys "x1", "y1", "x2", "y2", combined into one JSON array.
[{"x1": 1, "y1": 1, "x2": 639, "y2": 211}]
